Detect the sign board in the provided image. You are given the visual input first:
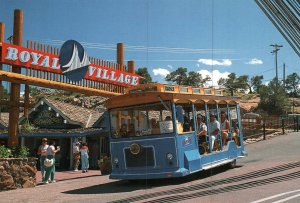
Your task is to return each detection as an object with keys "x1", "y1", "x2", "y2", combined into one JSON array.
[
  {"x1": 0, "y1": 41, "x2": 140, "y2": 86},
  {"x1": 159, "y1": 121, "x2": 173, "y2": 133}
]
